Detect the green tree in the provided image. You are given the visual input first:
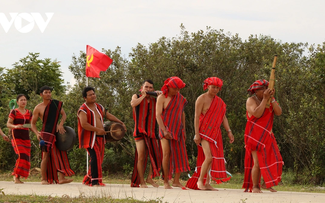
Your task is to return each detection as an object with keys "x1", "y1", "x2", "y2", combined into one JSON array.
[{"x1": 4, "y1": 53, "x2": 65, "y2": 97}]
